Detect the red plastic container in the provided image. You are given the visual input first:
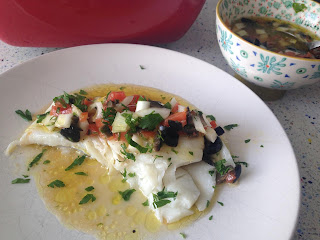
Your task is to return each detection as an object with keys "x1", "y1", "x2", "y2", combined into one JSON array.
[{"x1": 0, "y1": 0, "x2": 205, "y2": 47}]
